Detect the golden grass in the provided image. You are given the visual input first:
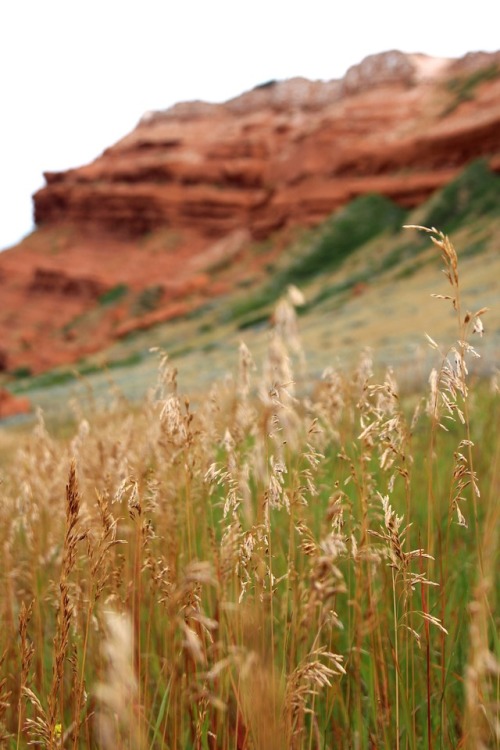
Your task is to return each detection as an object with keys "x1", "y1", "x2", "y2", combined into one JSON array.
[{"x1": 0, "y1": 228, "x2": 498, "y2": 749}]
